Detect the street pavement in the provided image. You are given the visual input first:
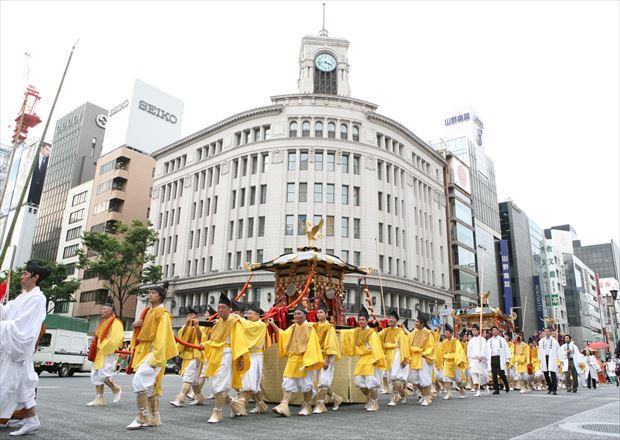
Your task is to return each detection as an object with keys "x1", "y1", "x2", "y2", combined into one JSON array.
[{"x1": 1, "y1": 373, "x2": 618, "y2": 439}]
